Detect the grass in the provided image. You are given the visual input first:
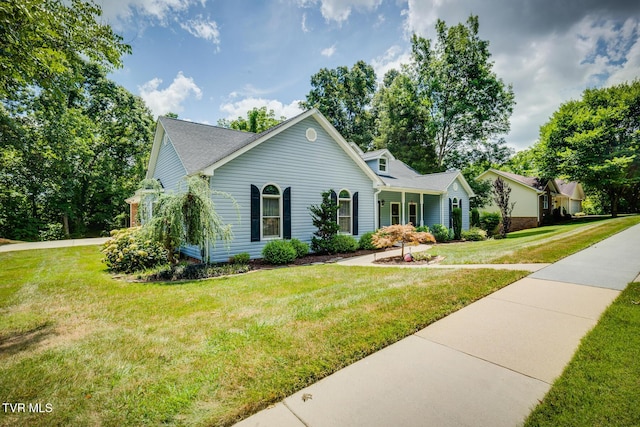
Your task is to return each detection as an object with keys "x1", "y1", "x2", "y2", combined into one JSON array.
[
  {"x1": 1, "y1": 215, "x2": 638, "y2": 426},
  {"x1": 435, "y1": 215, "x2": 640, "y2": 264},
  {"x1": 0, "y1": 246, "x2": 526, "y2": 426},
  {"x1": 524, "y1": 282, "x2": 640, "y2": 427}
]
